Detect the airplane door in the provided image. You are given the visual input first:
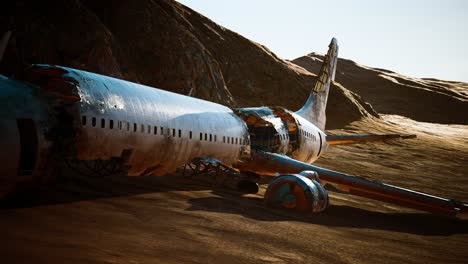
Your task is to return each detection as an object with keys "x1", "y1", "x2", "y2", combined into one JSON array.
[
  {"x1": 0, "y1": 119, "x2": 21, "y2": 180},
  {"x1": 16, "y1": 118, "x2": 38, "y2": 176},
  {"x1": 317, "y1": 132, "x2": 323, "y2": 157}
]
